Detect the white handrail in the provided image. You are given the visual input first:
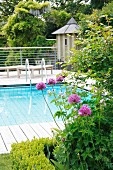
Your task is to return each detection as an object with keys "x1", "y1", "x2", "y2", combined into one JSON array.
[
  {"x1": 0, "y1": 46, "x2": 56, "y2": 50},
  {"x1": 41, "y1": 58, "x2": 47, "y2": 81},
  {"x1": 25, "y1": 59, "x2": 32, "y2": 90}
]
